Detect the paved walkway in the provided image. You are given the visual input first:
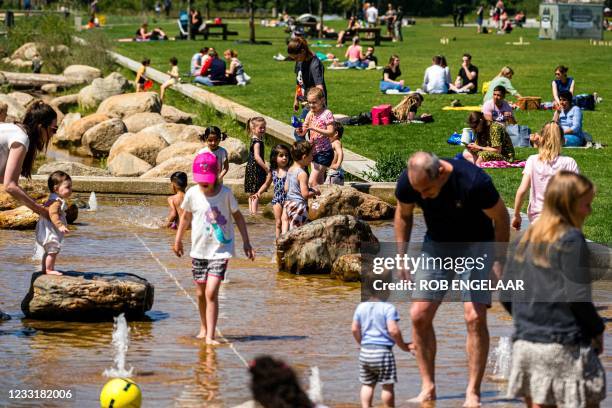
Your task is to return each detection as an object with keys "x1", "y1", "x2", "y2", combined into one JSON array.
[{"x1": 110, "y1": 52, "x2": 377, "y2": 181}]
